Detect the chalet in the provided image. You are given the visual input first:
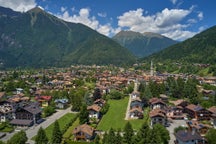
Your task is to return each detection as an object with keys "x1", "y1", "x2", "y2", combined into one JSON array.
[
  {"x1": 130, "y1": 98, "x2": 143, "y2": 109},
  {"x1": 0, "y1": 101, "x2": 14, "y2": 122},
  {"x1": 149, "y1": 109, "x2": 167, "y2": 126},
  {"x1": 10, "y1": 102, "x2": 42, "y2": 127},
  {"x1": 208, "y1": 106, "x2": 216, "y2": 128},
  {"x1": 159, "y1": 94, "x2": 169, "y2": 103},
  {"x1": 170, "y1": 99, "x2": 189, "y2": 112},
  {"x1": 73, "y1": 124, "x2": 95, "y2": 141},
  {"x1": 149, "y1": 98, "x2": 167, "y2": 110},
  {"x1": 87, "y1": 104, "x2": 101, "y2": 119},
  {"x1": 35, "y1": 95, "x2": 52, "y2": 108},
  {"x1": 16, "y1": 88, "x2": 24, "y2": 95},
  {"x1": 93, "y1": 98, "x2": 106, "y2": 107},
  {"x1": 174, "y1": 130, "x2": 205, "y2": 144},
  {"x1": 187, "y1": 120, "x2": 212, "y2": 136},
  {"x1": 167, "y1": 106, "x2": 185, "y2": 120},
  {"x1": 131, "y1": 92, "x2": 140, "y2": 99},
  {"x1": 54, "y1": 98, "x2": 68, "y2": 109},
  {"x1": 129, "y1": 107, "x2": 143, "y2": 119},
  {"x1": 185, "y1": 104, "x2": 211, "y2": 121}
]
